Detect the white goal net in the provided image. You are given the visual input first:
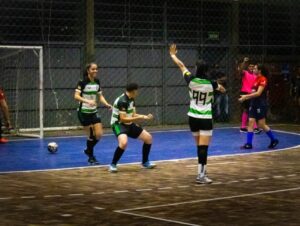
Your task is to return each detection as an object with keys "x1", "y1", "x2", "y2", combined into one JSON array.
[{"x1": 0, "y1": 46, "x2": 43, "y2": 138}]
